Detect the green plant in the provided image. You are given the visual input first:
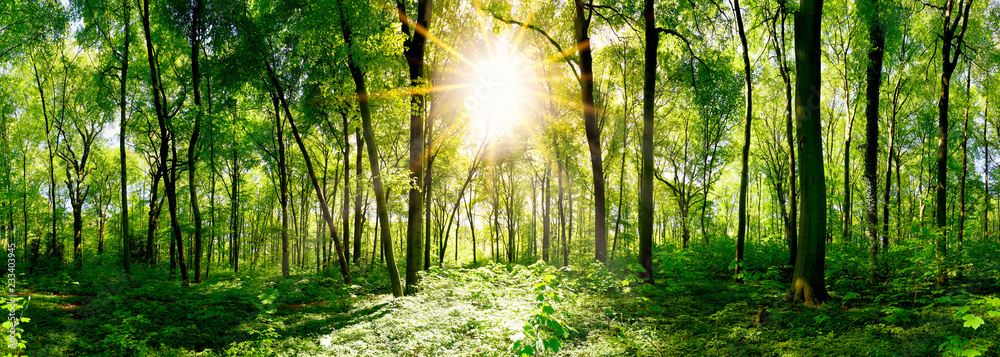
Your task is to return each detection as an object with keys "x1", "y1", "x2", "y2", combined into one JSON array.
[
  {"x1": 938, "y1": 296, "x2": 1000, "y2": 357},
  {"x1": 510, "y1": 274, "x2": 572, "y2": 357},
  {"x1": 100, "y1": 312, "x2": 156, "y2": 356},
  {"x1": 224, "y1": 320, "x2": 281, "y2": 357}
]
